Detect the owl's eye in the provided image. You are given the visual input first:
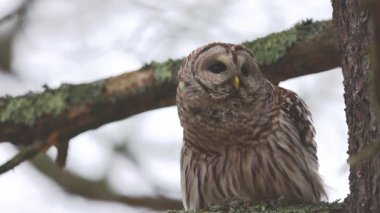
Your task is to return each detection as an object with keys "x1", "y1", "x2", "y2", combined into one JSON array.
[
  {"x1": 208, "y1": 62, "x2": 227, "y2": 74},
  {"x1": 241, "y1": 65, "x2": 249, "y2": 77}
]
